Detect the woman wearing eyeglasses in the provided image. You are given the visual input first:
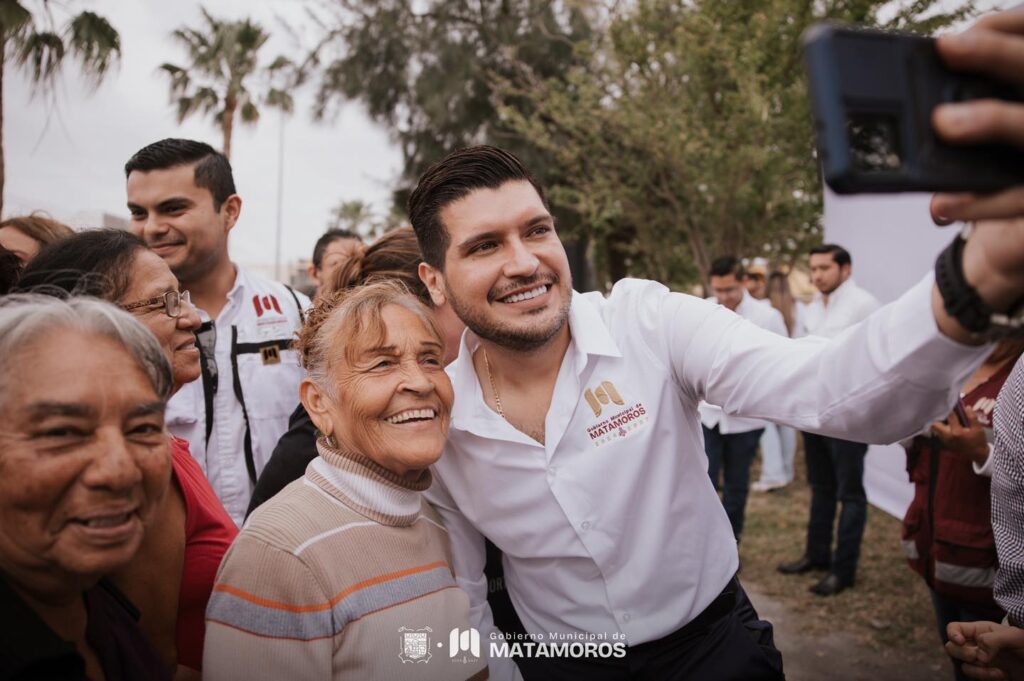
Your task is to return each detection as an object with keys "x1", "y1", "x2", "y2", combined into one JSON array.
[{"x1": 18, "y1": 228, "x2": 238, "y2": 681}]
